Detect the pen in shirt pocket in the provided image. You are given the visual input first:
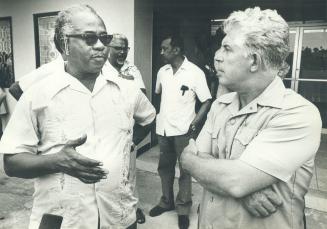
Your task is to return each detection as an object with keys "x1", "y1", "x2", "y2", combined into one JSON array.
[{"x1": 180, "y1": 85, "x2": 189, "y2": 96}]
